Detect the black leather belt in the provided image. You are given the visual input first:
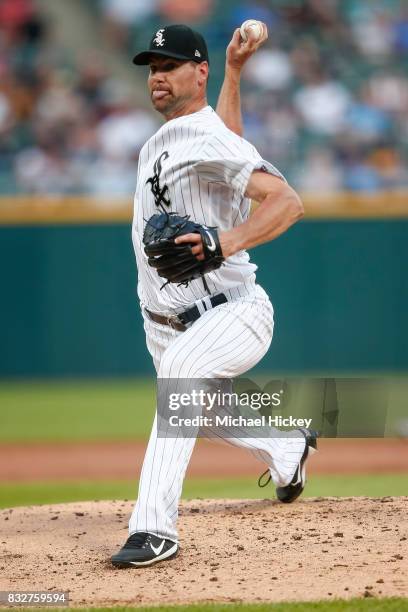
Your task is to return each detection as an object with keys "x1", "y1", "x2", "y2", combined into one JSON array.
[{"x1": 145, "y1": 293, "x2": 228, "y2": 332}]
